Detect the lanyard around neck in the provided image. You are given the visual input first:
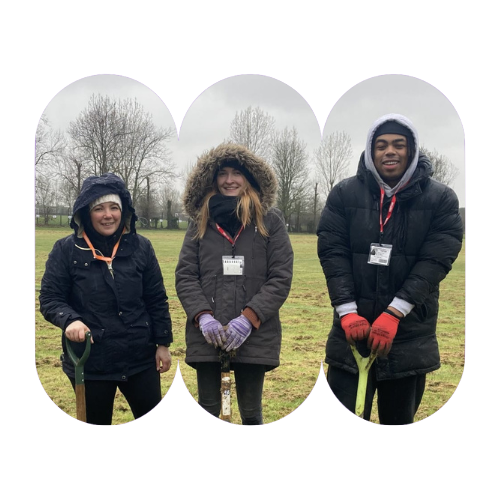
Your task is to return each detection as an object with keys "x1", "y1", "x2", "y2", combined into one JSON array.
[
  {"x1": 215, "y1": 223, "x2": 244, "y2": 257},
  {"x1": 379, "y1": 187, "x2": 397, "y2": 234},
  {"x1": 82, "y1": 228, "x2": 125, "y2": 274}
]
